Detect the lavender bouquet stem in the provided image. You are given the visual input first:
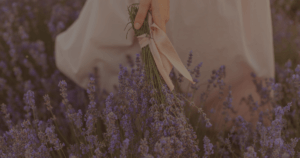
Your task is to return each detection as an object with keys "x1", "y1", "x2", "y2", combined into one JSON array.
[
  {"x1": 126, "y1": 3, "x2": 166, "y2": 105},
  {"x1": 126, "y1": 3, "x2": 187, "y2": 106}
]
